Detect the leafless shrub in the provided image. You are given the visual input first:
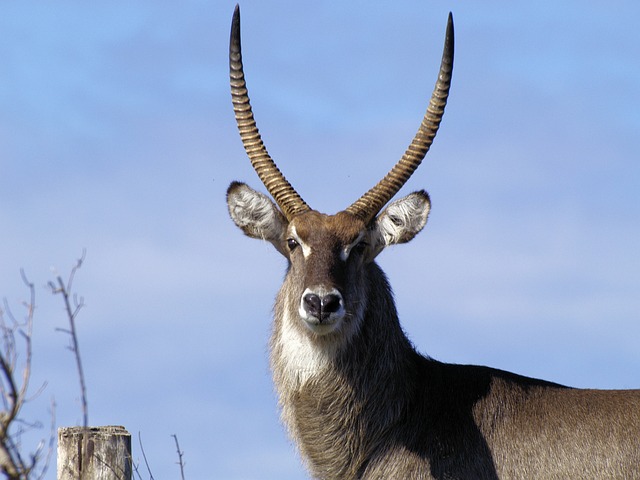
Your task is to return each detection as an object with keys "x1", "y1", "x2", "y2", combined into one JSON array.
[
  {"x1": 2, "y1": 253, "x2": 187, "y2": 479},
  {"x1": 0, "y1": 271, "x2": 54, "y2": 480}
]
